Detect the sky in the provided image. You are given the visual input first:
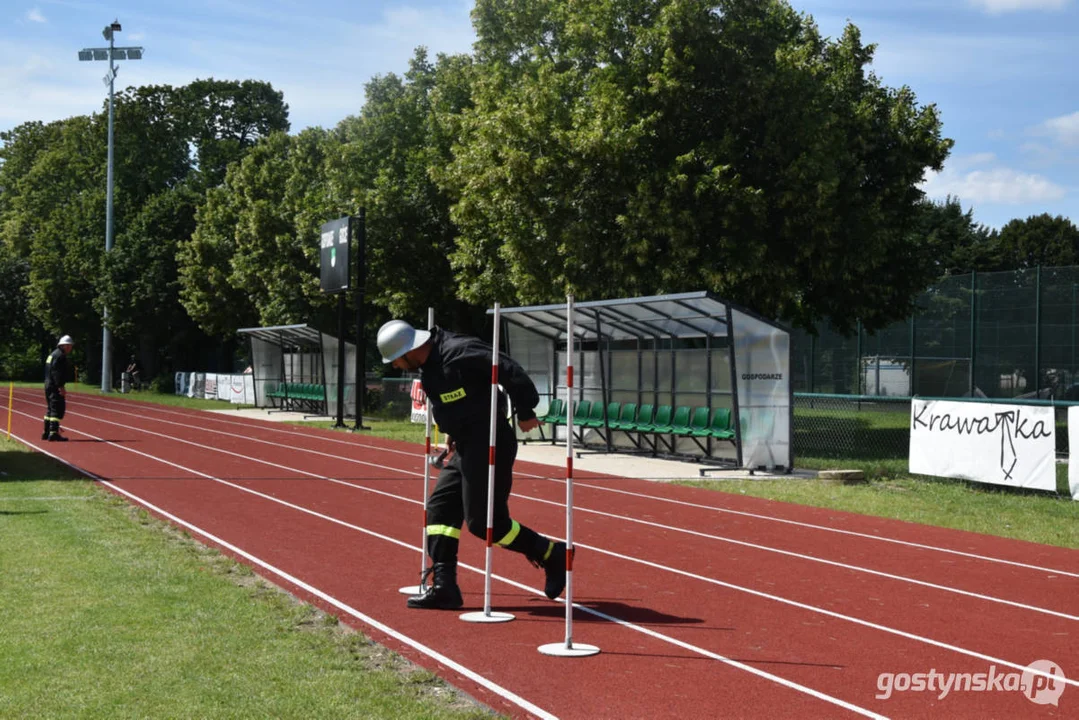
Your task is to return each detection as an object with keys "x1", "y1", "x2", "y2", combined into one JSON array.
[{"x1": 1, "y1": 0, "x2": 1077, "y2": 230}]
